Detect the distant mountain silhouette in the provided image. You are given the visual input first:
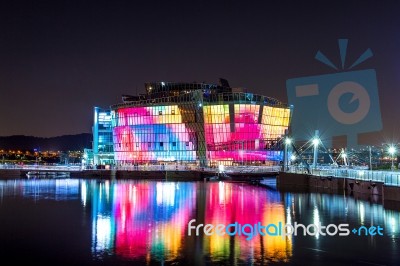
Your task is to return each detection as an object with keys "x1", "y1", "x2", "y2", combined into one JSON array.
[{"x1": 0, "y1": 133, "x2": 92, "y2": 151}]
